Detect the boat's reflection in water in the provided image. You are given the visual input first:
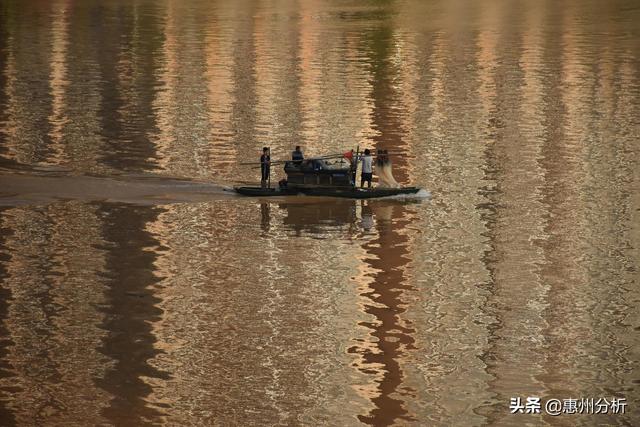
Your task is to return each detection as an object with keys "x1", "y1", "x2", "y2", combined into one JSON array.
[
  {"x1": 274, "y1": 197, "x2": 422, "y2": 232},
  {"x1": 263, "y1": 197, "x2": 422, "y2": 425},
  {"x1": 277, "y1": 199, "x2": 357, "y2": 235}
]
